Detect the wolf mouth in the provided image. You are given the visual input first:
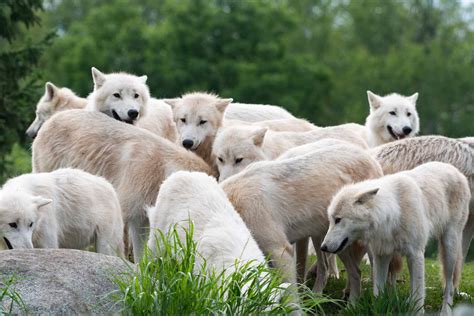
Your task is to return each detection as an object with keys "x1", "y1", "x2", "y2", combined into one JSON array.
[
  {"x1": 112, "y1": 110, "x2": 134, "y2": 125},
  {"x1": 387, "y1": 125, "x2": 406, "y2": 141},
  {"x1": 335, "y1": 237, "x2": 349, "y2": 253},
  {"x1": 3, "y1": 237, "x2": 13, "y2": 250}
]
